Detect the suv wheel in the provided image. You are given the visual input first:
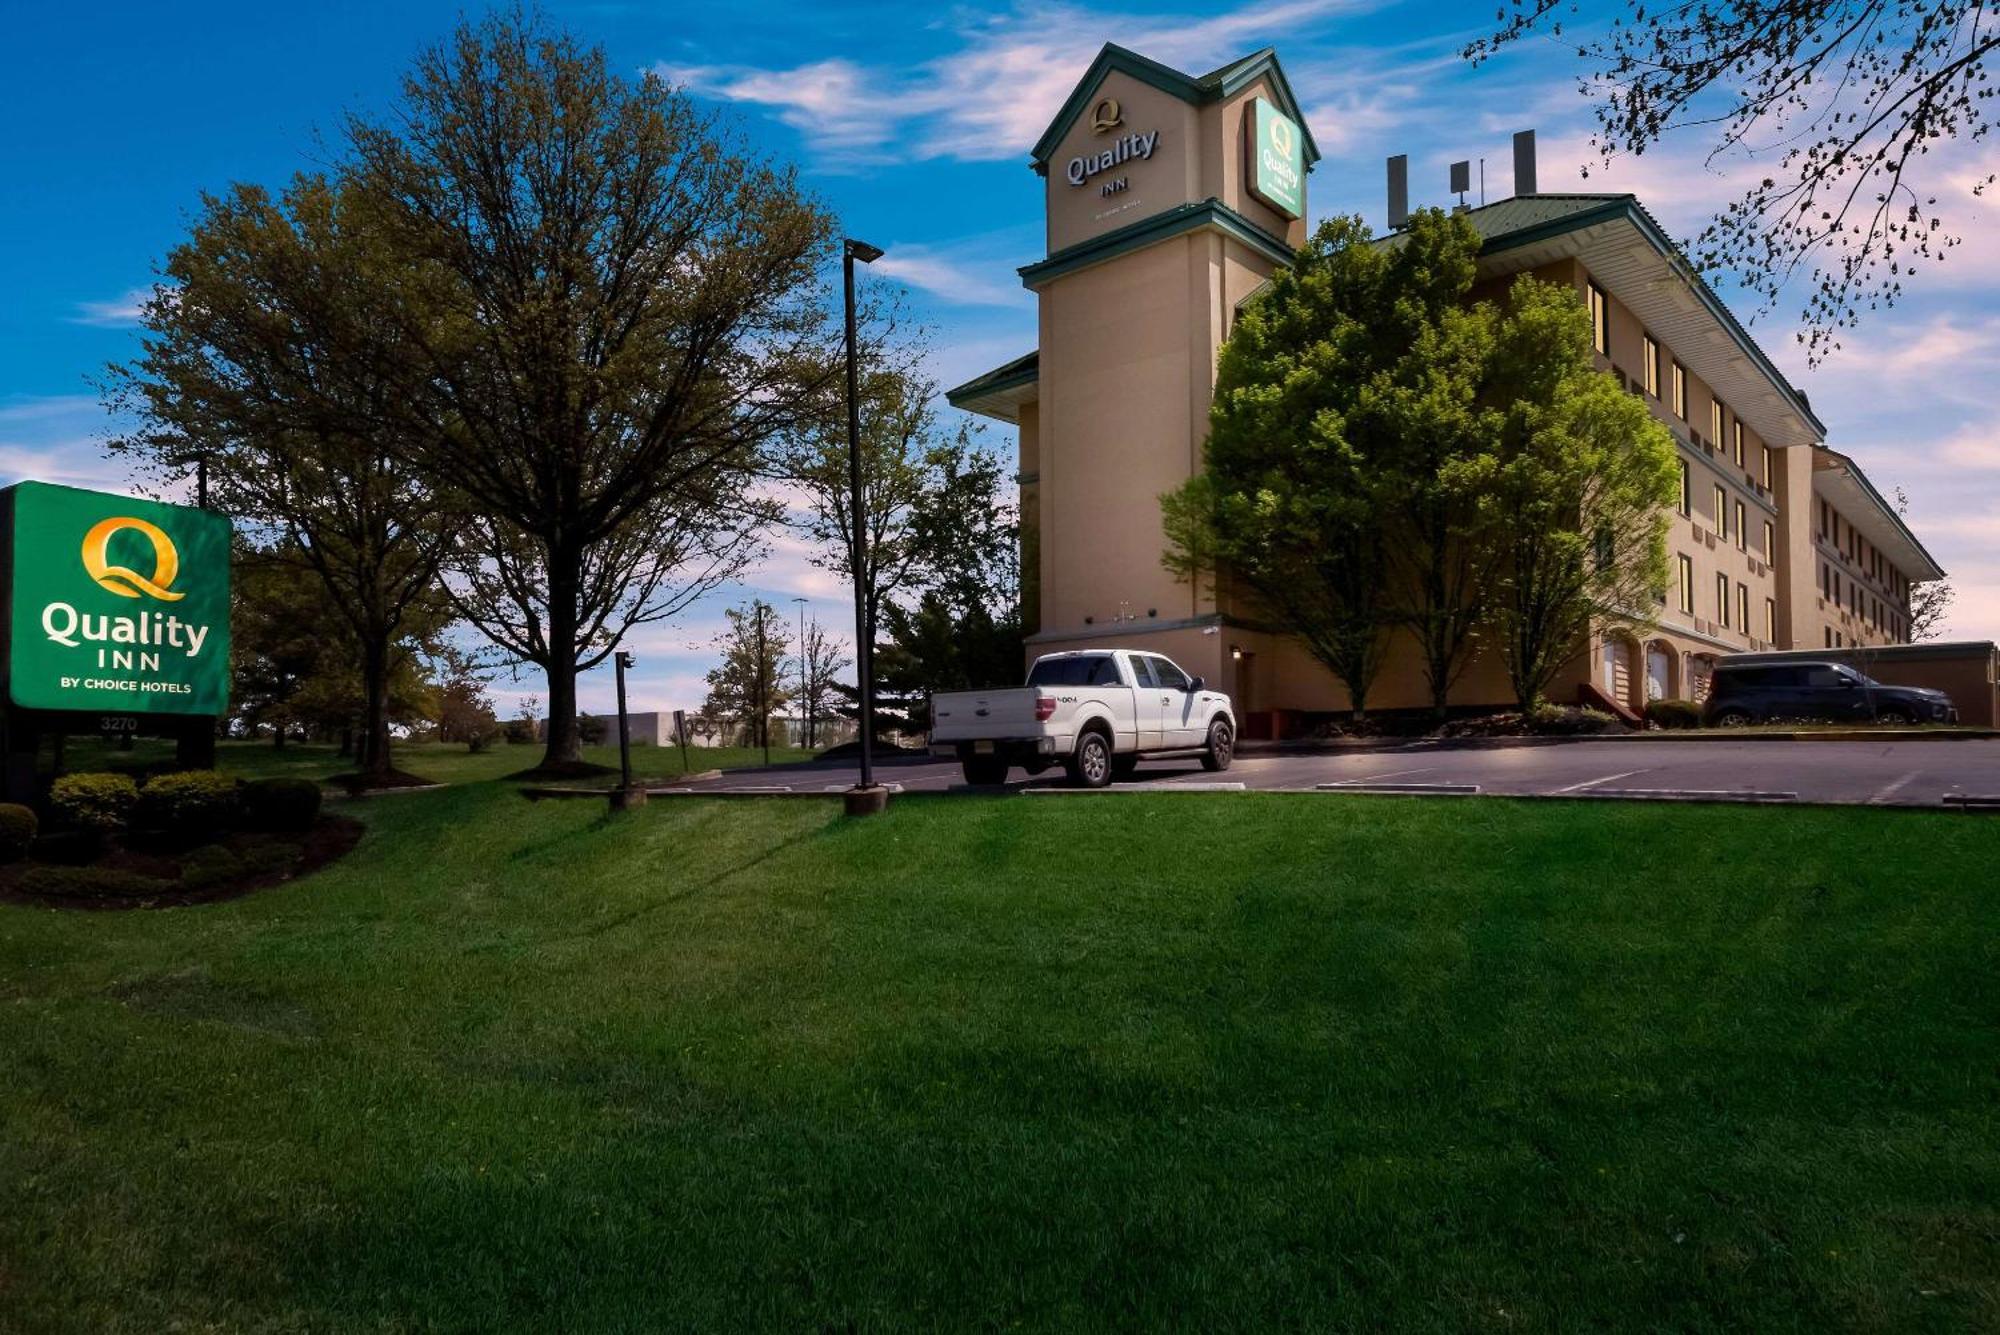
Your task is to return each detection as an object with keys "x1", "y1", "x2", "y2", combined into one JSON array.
[
  {"x1": 1200, "y1": 717, "x2": 1235, "y2": 772},
  {"x1": 1711, "y1": 707, "x2": 1753, "y2": 728},
  {"x1": 961, "y1": 756, "x2": 1009, "y2": 786},
  {"x1": 1067, "y1": 731, "x2": 1113, "y2": 788},
  {"x1": 1876, "y1": 707, "x2": 1915, "y2": 726}
]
